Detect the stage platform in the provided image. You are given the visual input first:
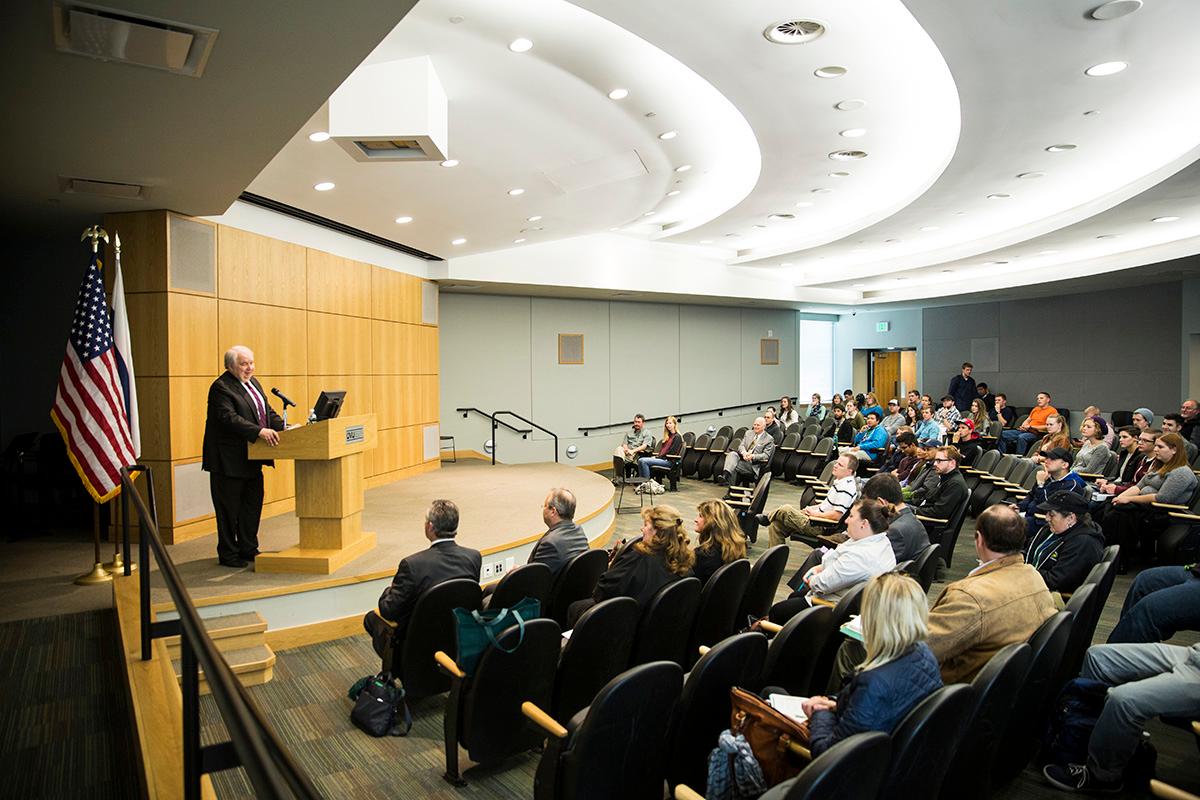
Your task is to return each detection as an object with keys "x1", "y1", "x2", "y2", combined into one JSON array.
[{"x1": 152, "y1": 461, "x2": 616, "y2": 647}]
